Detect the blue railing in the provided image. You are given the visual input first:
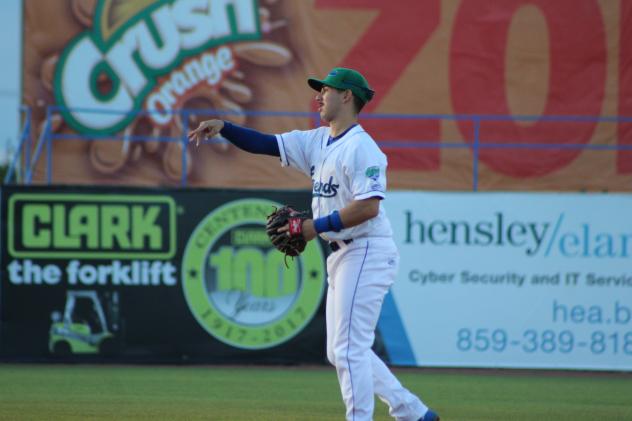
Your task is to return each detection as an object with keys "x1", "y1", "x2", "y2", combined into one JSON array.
[
  {"x1": 8, "y1": 106, "x2": 632, "y2": 189},
  {"x1": 3, "y1": 106, "x2": 33, "y2": 184}
]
